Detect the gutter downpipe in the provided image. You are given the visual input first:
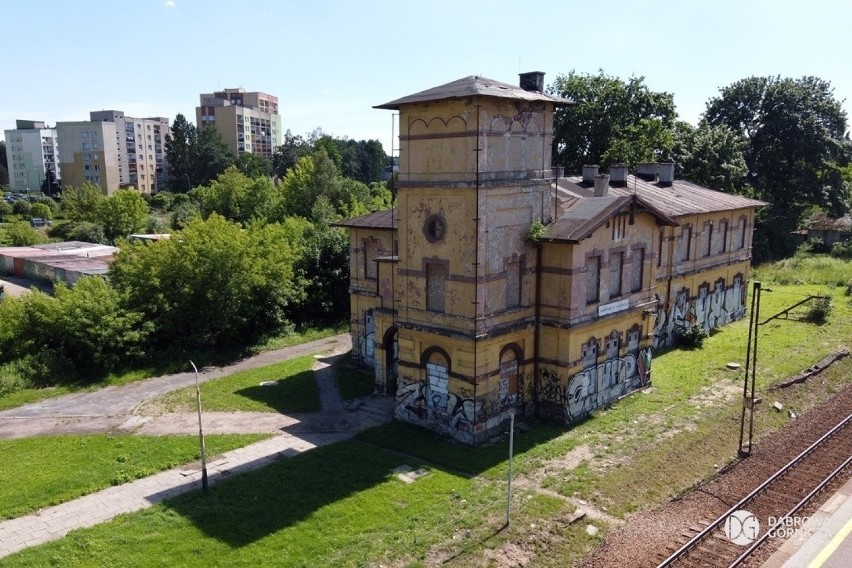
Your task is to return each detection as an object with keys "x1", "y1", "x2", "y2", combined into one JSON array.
[{"x1": 472, "y1": 103, "x2": 481, "y2": 439}]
